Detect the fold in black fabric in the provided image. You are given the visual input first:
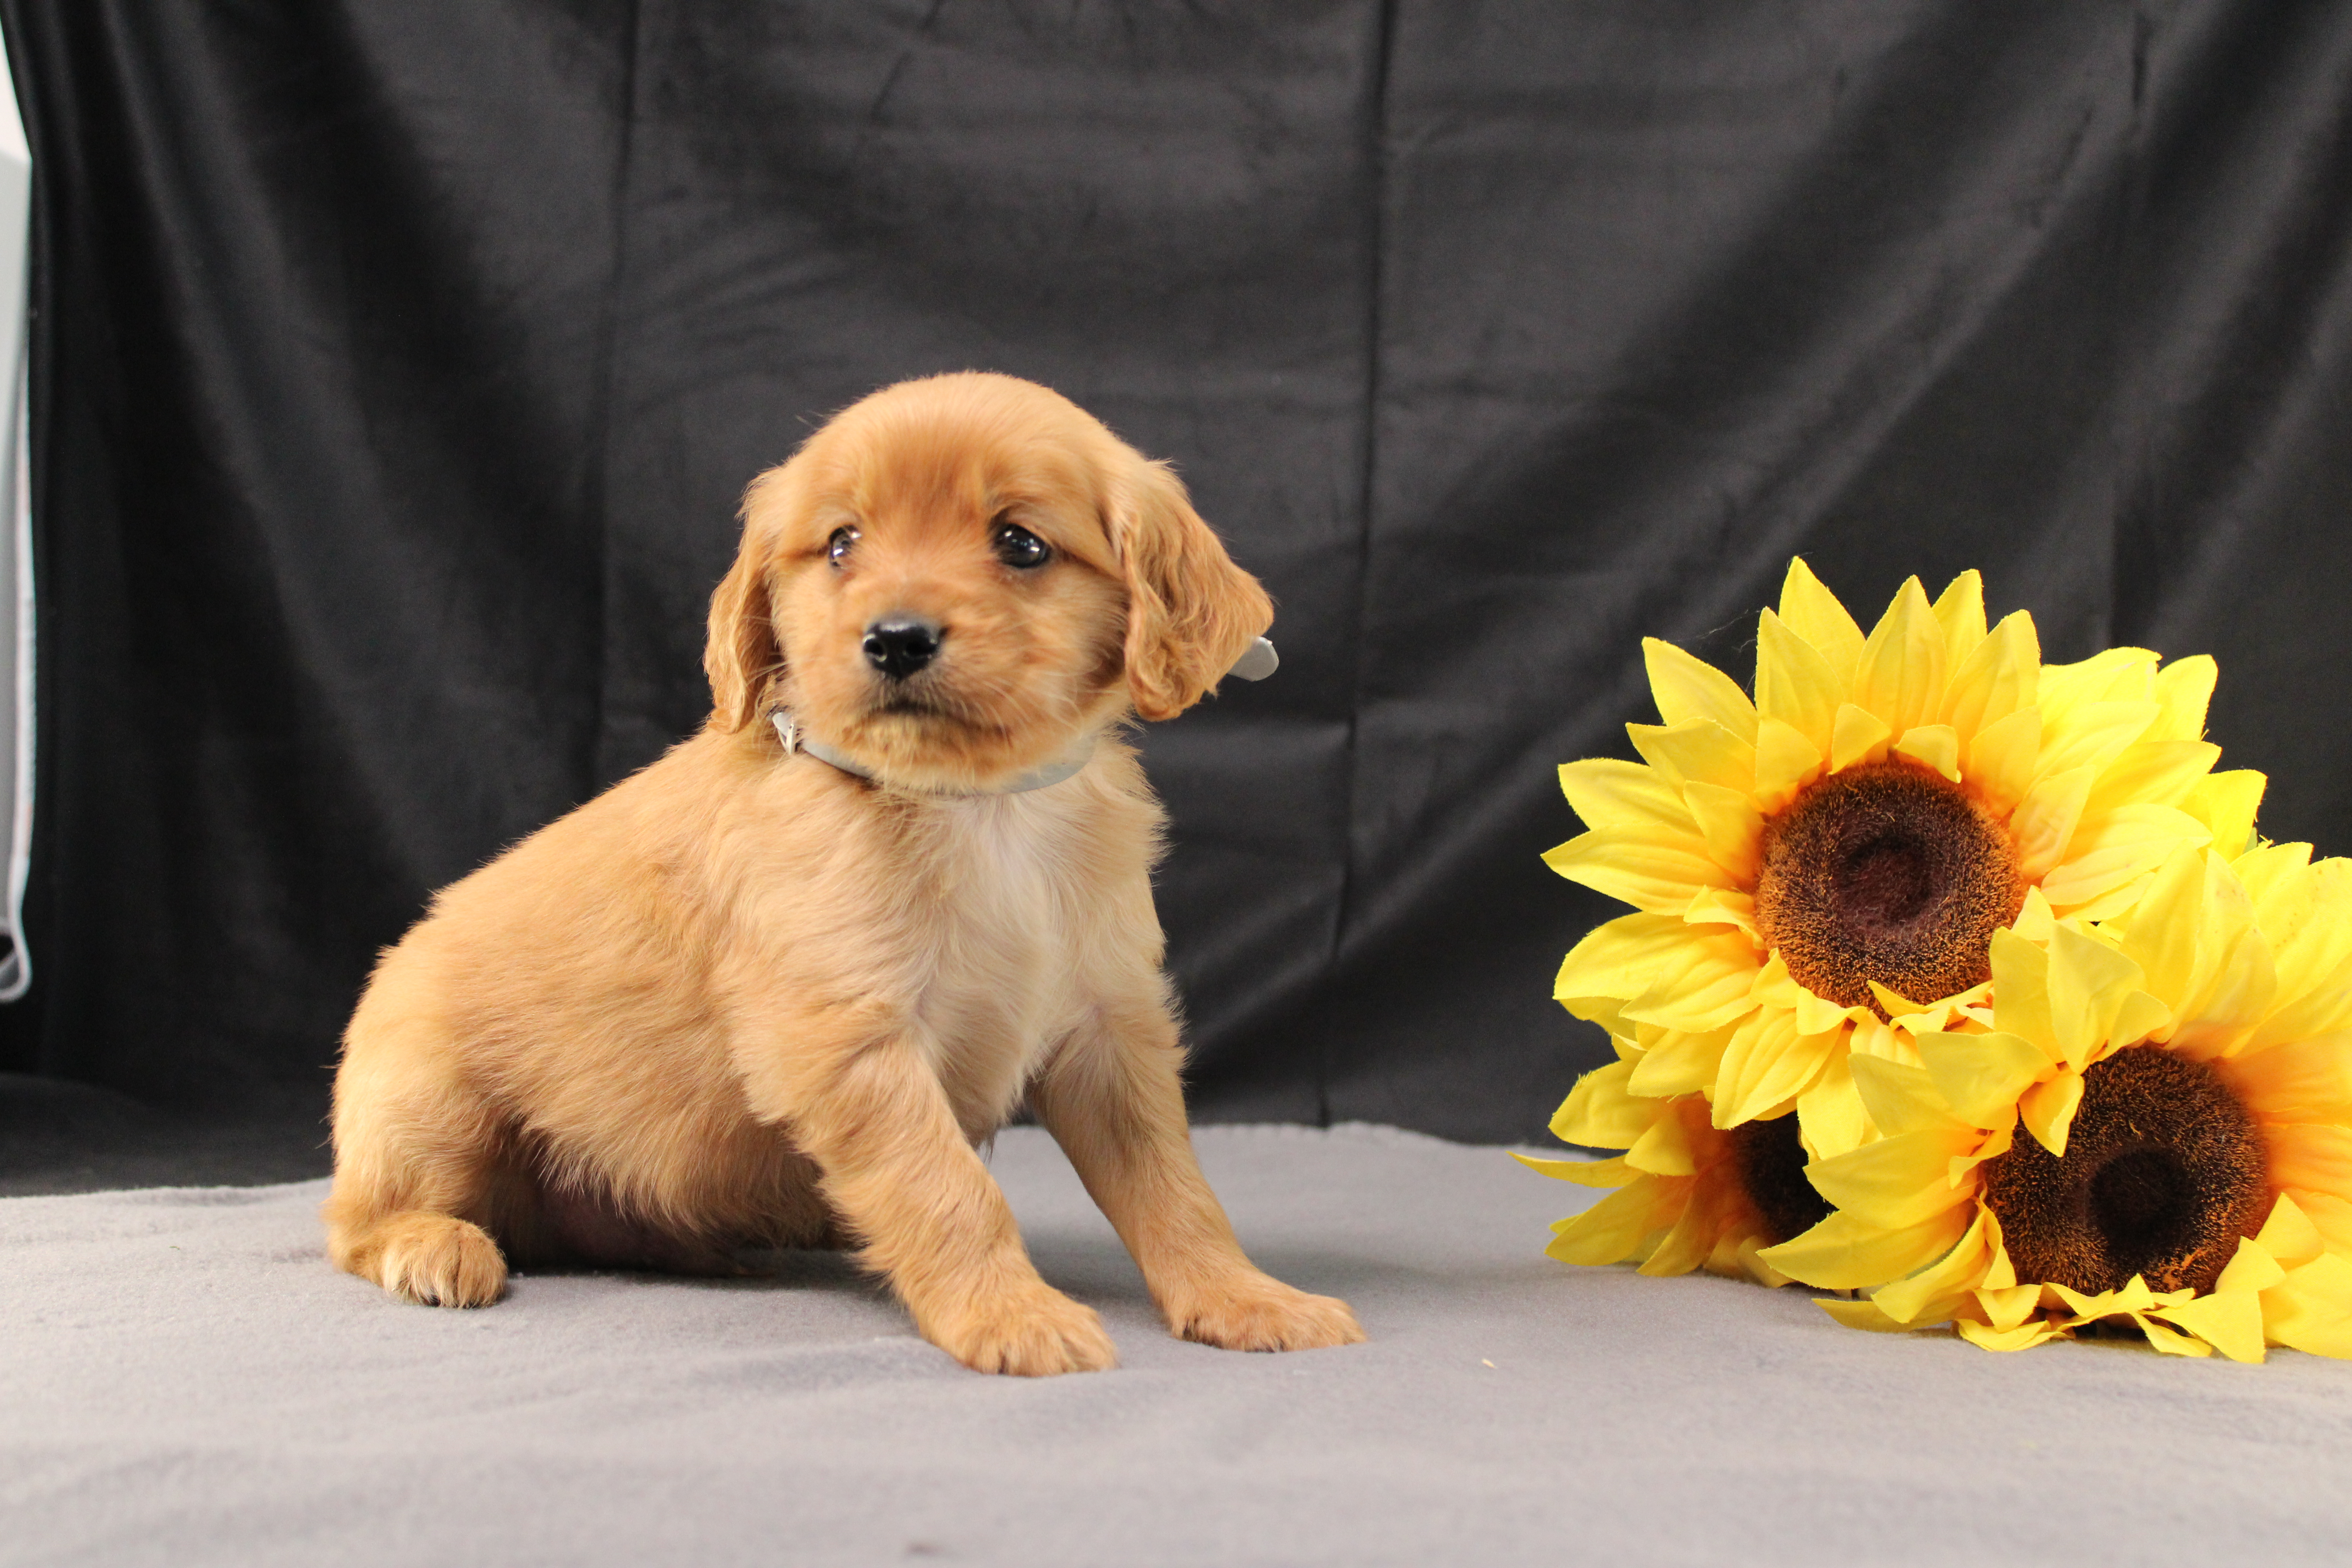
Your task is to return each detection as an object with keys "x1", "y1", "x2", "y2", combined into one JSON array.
[{"x1": 1, "y1": 2, "x2": 2345, "y2": 1141}]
